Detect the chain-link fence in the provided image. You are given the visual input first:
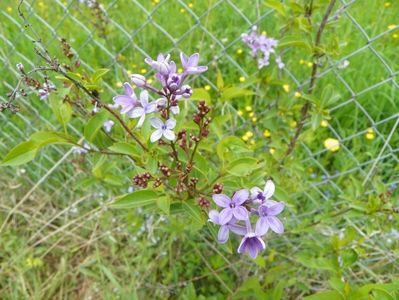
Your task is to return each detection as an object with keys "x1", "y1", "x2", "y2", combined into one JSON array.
[{"x1": 1, "y1": 0, "x2": 399, "y2": 294}]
